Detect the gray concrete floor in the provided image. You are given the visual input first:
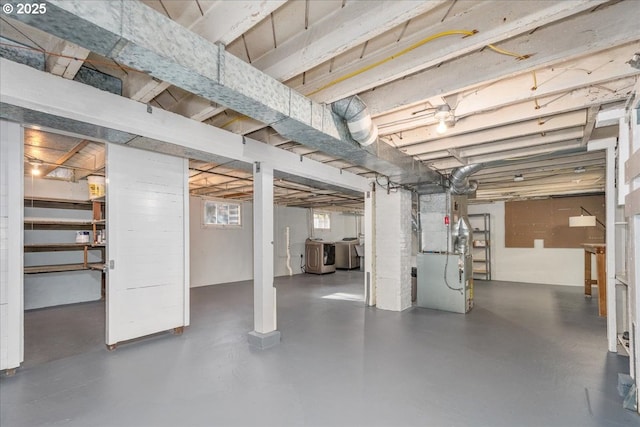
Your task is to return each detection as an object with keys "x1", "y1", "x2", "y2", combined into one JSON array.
[{"x1": 1, "y1": 272, "x2": 638, "y2": 427}]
